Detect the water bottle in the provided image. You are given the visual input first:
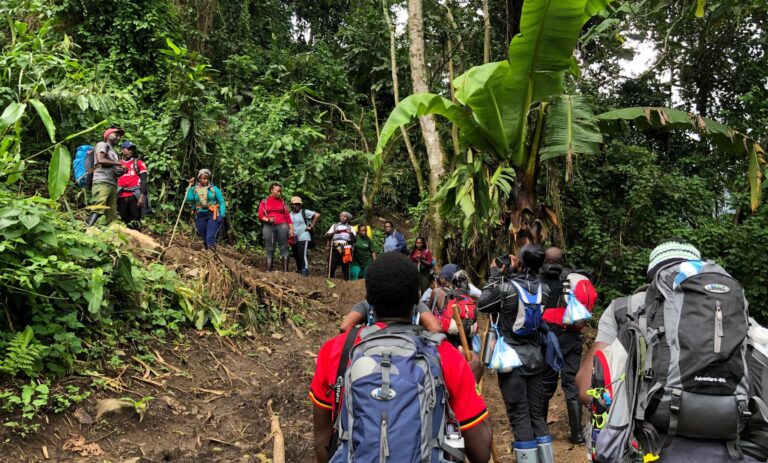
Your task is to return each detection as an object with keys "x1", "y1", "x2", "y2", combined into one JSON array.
[
  {"x1": 481, "y1": 328, "x2": 497, "y2": 366},
  {"x1": 443, "y1": 421, "x2": 465, "y2": 462}
]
